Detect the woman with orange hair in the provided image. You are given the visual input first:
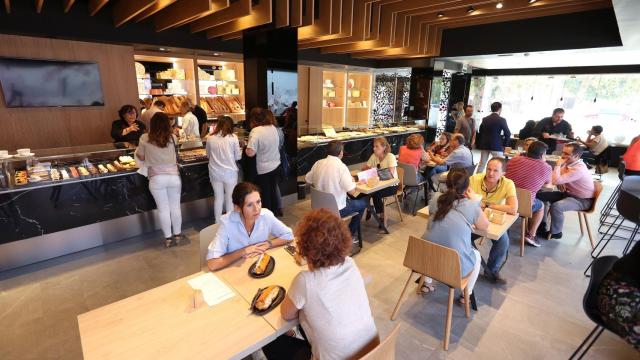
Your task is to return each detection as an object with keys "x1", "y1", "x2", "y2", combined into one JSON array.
[{"x1": 263, "y1": 209, "x2": 379, "y2": 360}]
